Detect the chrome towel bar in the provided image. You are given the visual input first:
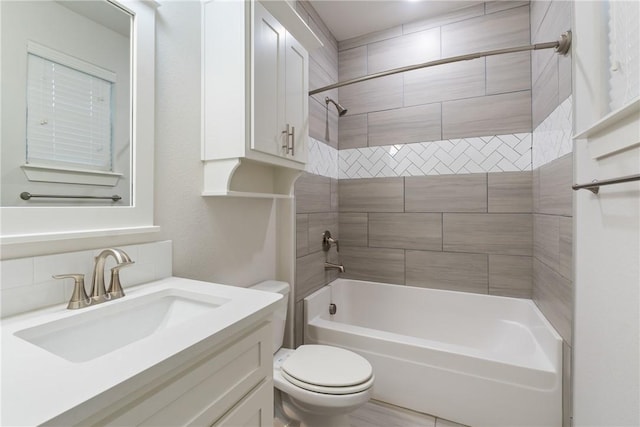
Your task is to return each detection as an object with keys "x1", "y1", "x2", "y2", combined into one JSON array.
[
  {"x1": 572, "y1": 174, "x2": 640, "y2": 194},
  {"x1": 20, "y1": 192, "x2": 122, "y2": 201}
]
